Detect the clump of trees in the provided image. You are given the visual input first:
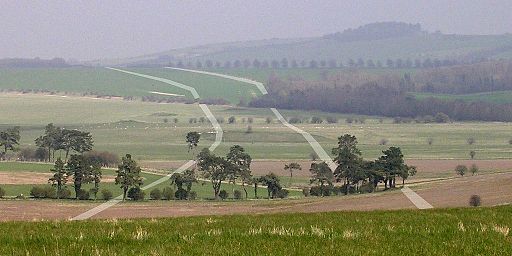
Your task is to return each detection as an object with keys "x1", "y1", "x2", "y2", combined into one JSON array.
[
  {"x1": 0, "y1": 127, "x2": 20, "y2": 160},
  {"x1": 35, "y1": 123, "x2": 93, "y2": 162},
  {"x1": 115, "y1": 154, "x2": 143, "y2": 201}
]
